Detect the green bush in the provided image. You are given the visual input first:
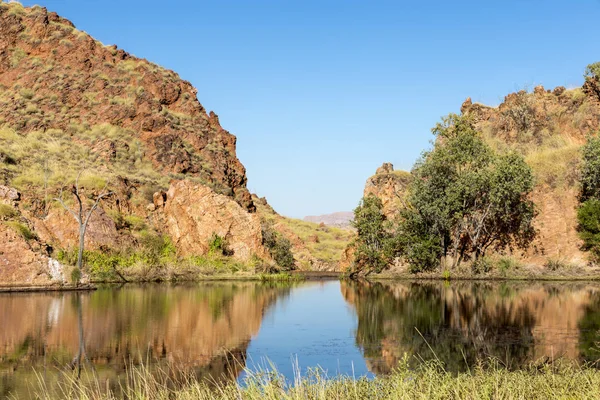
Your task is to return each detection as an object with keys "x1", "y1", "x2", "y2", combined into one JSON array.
[
  {"x1": 351, "y1": 194, "x2": 393, "y2": 275},
  {"x1": 577, "y1": 198, "x2": 600, "y2": 260},
  {"x1": 261, "y1": 223, "x2": 295, "y2": 271},
  {"x1": 579, "y1": 135, "x2": 600, "y2": 201}
]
